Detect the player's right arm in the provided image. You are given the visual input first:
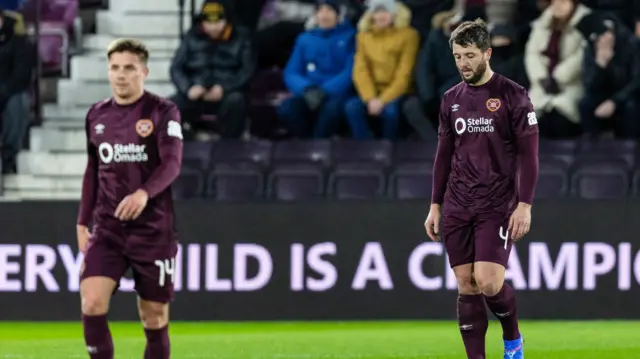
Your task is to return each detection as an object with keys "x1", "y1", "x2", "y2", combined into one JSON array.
[
  {"x1": 76, "y1": 109, "x2": 99, "y2": 253},
  {"x1": 425, "y1": 98, "x2": 455, "y2": 241}
]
